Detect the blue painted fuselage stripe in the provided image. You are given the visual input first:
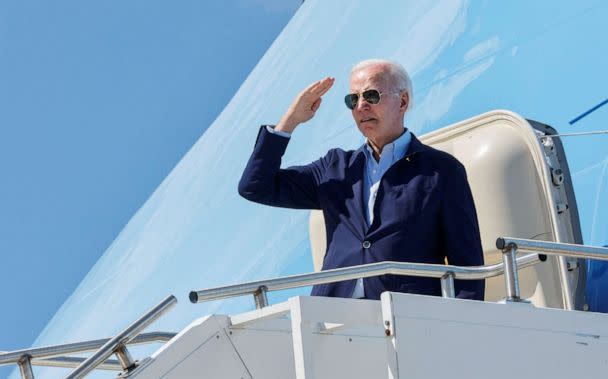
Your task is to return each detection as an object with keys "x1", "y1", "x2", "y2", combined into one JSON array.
[{"x1": 570, "y1": 98, "x2": 608, "y2": 125}]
